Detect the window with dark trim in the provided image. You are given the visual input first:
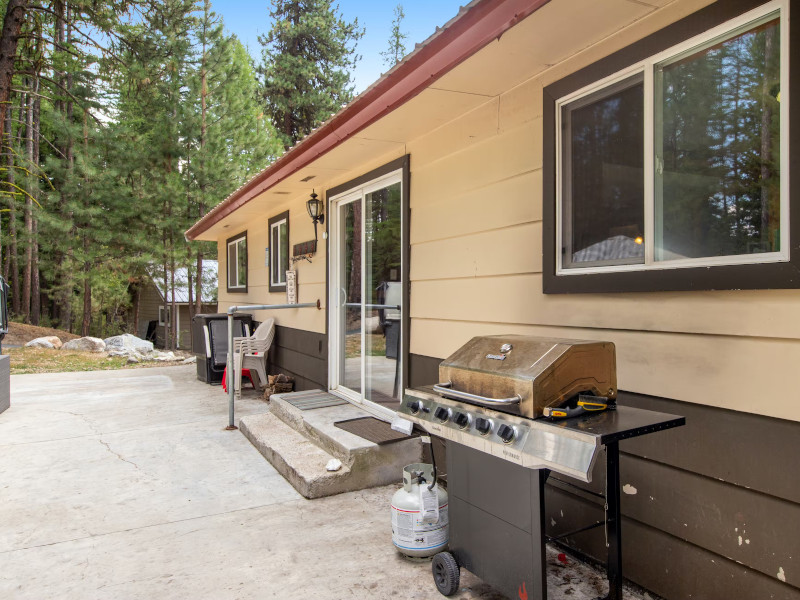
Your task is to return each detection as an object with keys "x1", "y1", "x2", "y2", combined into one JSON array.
[
  {"x1": 268, "y1": 211, "x2": 289, "y2": 293},
  {"x1": 543, "y1": 0, "x2": 798, "y2": 293},
  {"x1": 226, "y1": 232, "x2": 248, "y2": 293}
]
